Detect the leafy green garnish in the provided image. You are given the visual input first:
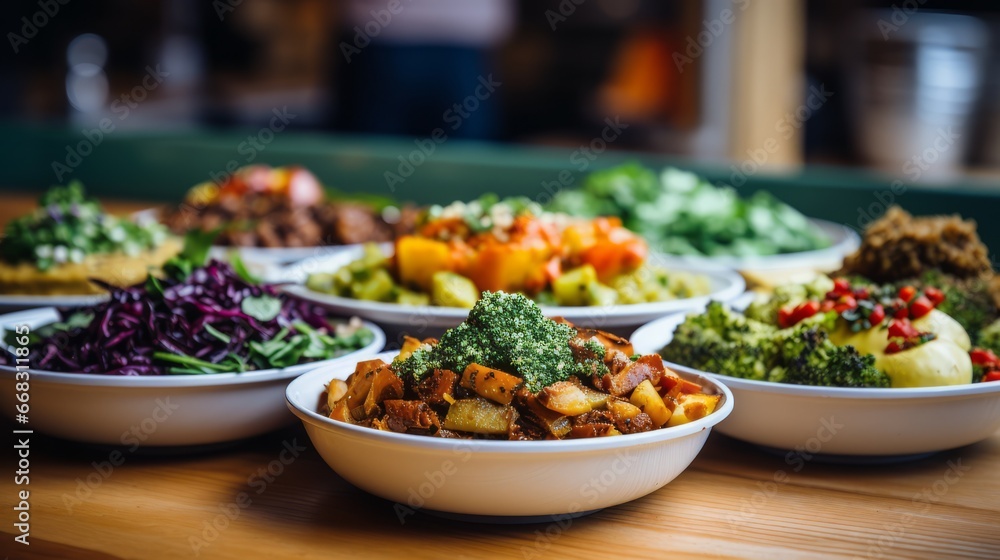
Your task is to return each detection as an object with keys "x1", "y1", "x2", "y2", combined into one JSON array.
[
  {"x1": 230, "y1": 252, "x2": 260, "y2": 284},
  {"x1": 203, "y1": 323, "x2": 232, "y2": 344},
  {"x1": 241, "y1": 295, "x2": 282, "y2": 322},
  {"x1": 546, "y1": 163, "x2": 831, "y2": 257},
  {"x1": 0, "y1": 182, "x2": 170, "y2": 270}
]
